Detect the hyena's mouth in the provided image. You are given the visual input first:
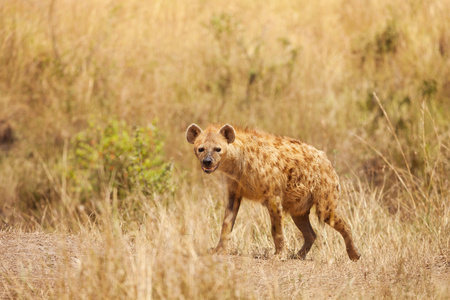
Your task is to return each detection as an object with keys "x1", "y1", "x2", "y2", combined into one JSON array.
[{"x1": 201, "y1": 164, "x2": 219, "y2": 174}]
